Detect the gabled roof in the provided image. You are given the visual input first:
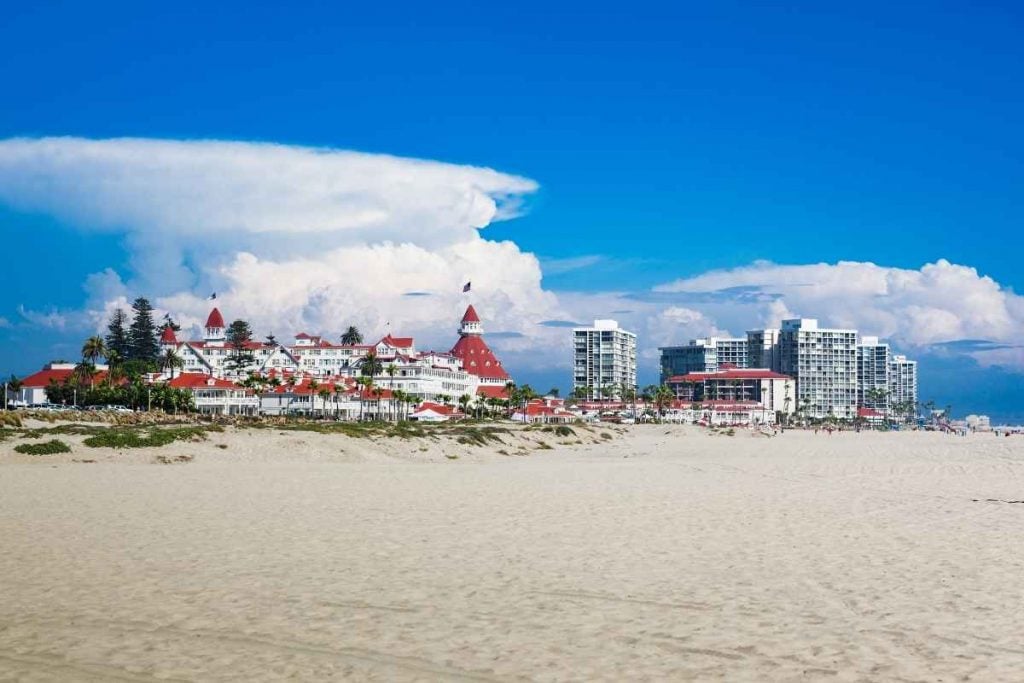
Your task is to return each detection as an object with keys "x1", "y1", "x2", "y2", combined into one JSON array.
[
  {"x1": 379, "y1": 334, "x2": 414, "y2": 348},
  {"x1": 461, "y1": 305, "x2": 481, "y2": 324},
  {"x1": 160, "y1": 326, "x2": 178, "y2": 344},
  {"x1": 205, "y1": 308, "x2": 225, "y2": 328},
  {"x1": 411, "y1": 402, "x2": 461, "y2": 416}
]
